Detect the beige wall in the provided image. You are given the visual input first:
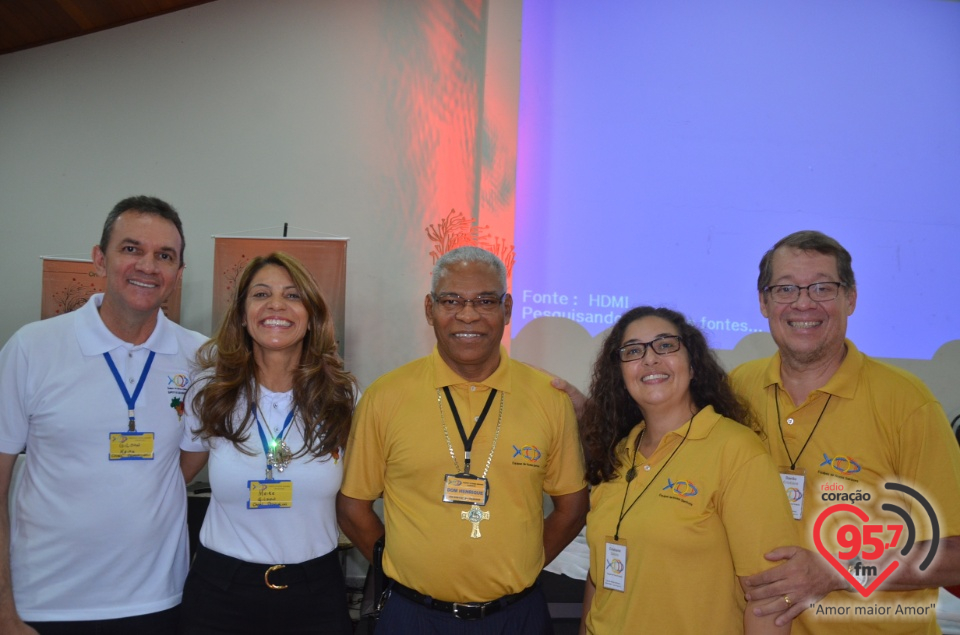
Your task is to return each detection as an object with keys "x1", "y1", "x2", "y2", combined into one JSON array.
[{"x1": 0, "y1": 0, "x2": 524, "y2": 390}]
